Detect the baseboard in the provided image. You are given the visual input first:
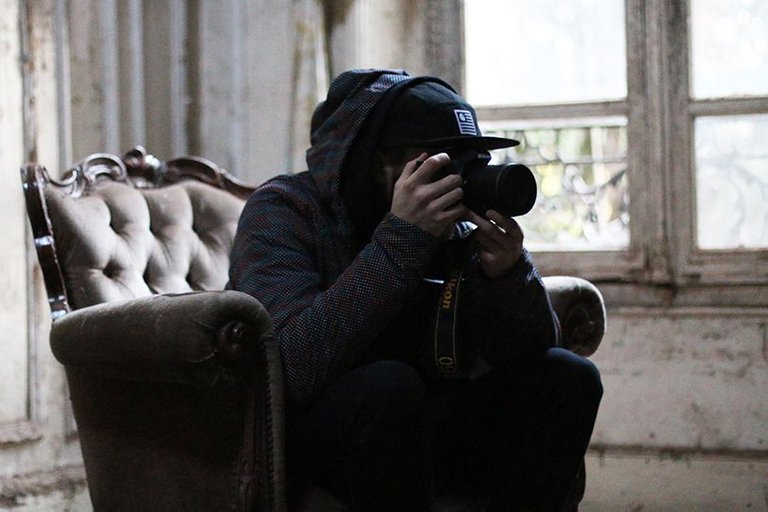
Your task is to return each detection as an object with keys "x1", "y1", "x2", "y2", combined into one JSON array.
[
  {"x1": 0, "y1": 465, "x2": 89, "y2": 511},
  {"x1": 582, "y1": 448, "x2": 768, "y2": 511}
]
